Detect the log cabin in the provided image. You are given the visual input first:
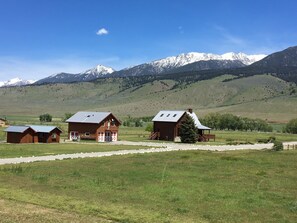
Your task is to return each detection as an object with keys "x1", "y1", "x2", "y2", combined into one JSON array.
[
  {"x1": 150, "y1": 109, "x2": 214, "y2": 142},
  {"x1": 4, "y1": 125, "x2": 62, "y2": 143},
  {"x1": 66, "y1": 111, "x2": 121, "y2": 142}
]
